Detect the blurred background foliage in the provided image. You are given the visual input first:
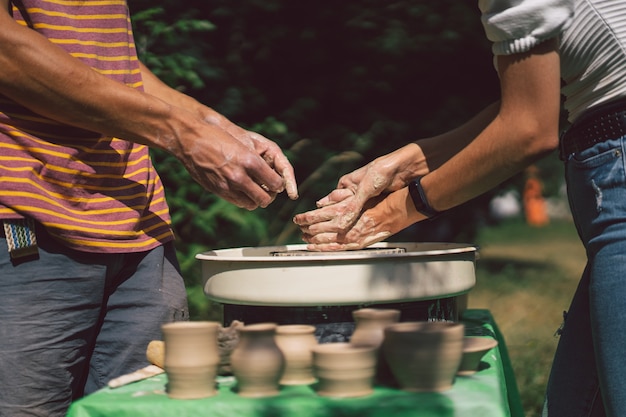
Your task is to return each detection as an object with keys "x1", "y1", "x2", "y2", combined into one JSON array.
[{"x1": 129, "y1": 0, "x2": 564, "y2": 318}]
